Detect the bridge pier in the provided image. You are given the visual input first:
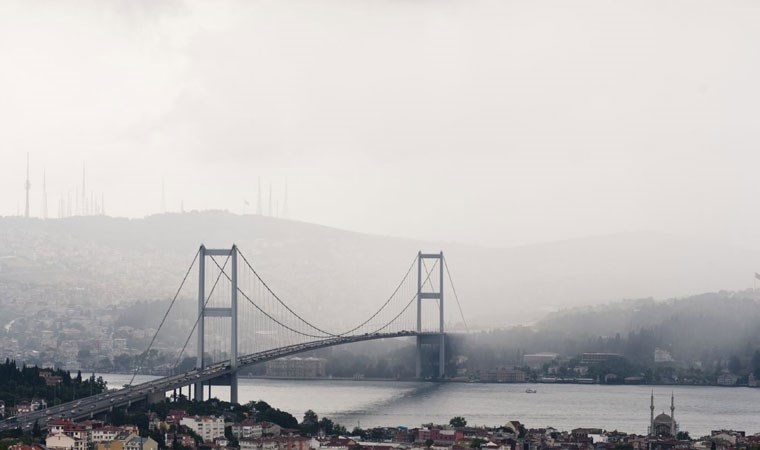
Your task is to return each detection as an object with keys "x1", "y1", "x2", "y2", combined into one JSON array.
[
  {"x1": 196, "y1": 245, "x2": 240, "y2": 403},
  {"x1": 148, "y1": 391, "x2": 165, "y2": 404},
  {"x1": 416, "y1": 252, "x2": 446, "y2": 379}
]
